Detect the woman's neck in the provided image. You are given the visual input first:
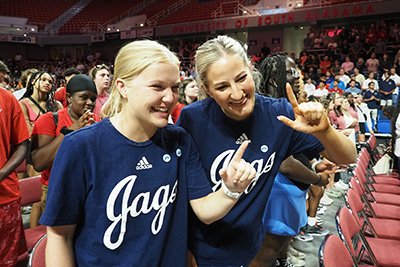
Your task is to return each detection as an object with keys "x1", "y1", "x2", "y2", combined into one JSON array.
[
  {"x1": 32, "y1": 89, "x2": 47, "y2": 102},
  {"x1": 110, "y1": 111, "x2": 157, "y2": 143},
  {"x1": 67, "y1": 107, "x2": 79, "y2": 122}
]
